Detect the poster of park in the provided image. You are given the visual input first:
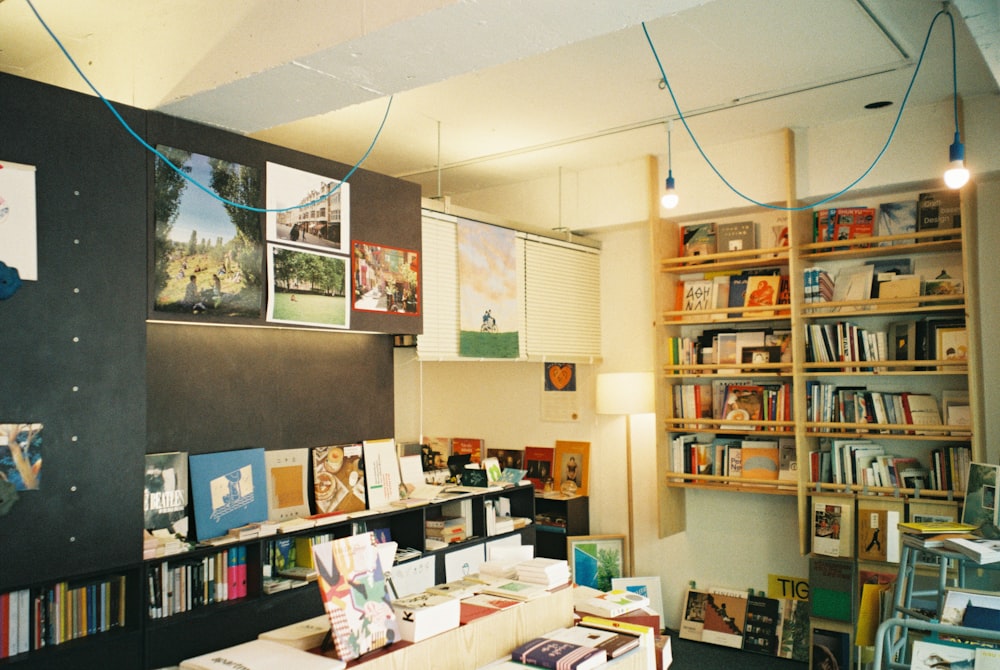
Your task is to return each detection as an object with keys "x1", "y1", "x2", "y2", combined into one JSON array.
[
  {"x1": 267, "y1": 243, "x2": 349, "y2": 329},
  {"x1": 152, "y1": 146, "x2": 263, "y2": 319}
]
